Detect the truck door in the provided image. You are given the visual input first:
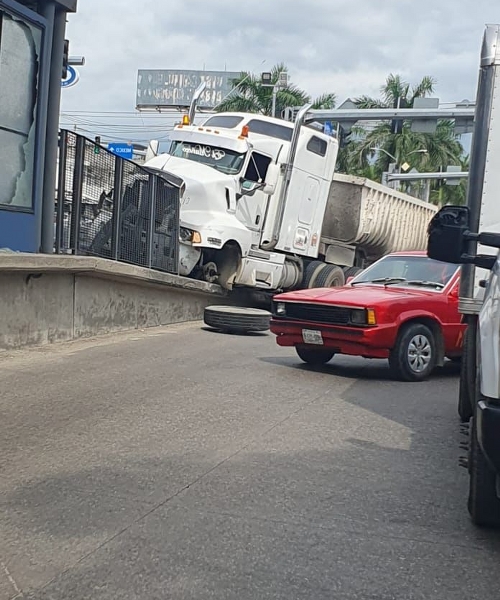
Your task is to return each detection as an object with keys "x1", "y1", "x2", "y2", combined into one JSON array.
[
  {"x1": 235, "y1": 151, "x2": 272, "y2": 233},
  {"x1": 275, "y1": 132, "x2": 338, "y2": 257}
]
